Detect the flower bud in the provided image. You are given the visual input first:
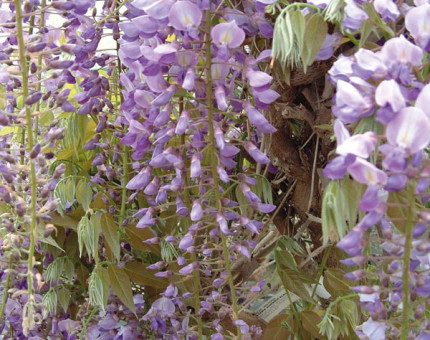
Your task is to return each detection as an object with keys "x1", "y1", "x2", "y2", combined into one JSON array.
[
  {"x1": 29, "y1": 143, "x2": 41, "y2": 159},
  {"x1": 43, "y1": 224, "x2": 55, "y2": 238}
]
